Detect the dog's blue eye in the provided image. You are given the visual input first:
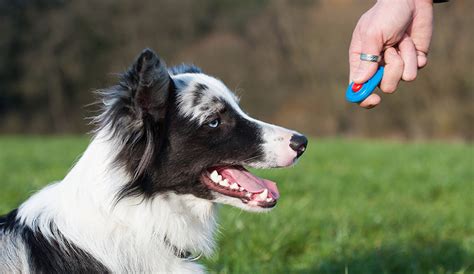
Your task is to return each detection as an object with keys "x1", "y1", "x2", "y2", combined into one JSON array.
[{"x1": 208, "y1": 118, "x2": 220, "y2": 128}]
